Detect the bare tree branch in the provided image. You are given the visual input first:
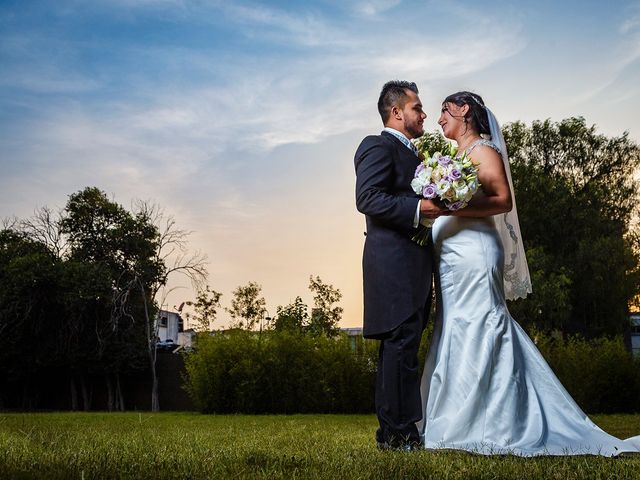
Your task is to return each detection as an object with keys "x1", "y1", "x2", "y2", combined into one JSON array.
[
  {"x1": 18, "y1": 206, "x2": 69, "y2": 258},
  {"x1": 133, "y1": 199, "x2": 209, "y2": 299},
  {"x1": 1, "y1": 216, "x2": 19, "y2": 230}
]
